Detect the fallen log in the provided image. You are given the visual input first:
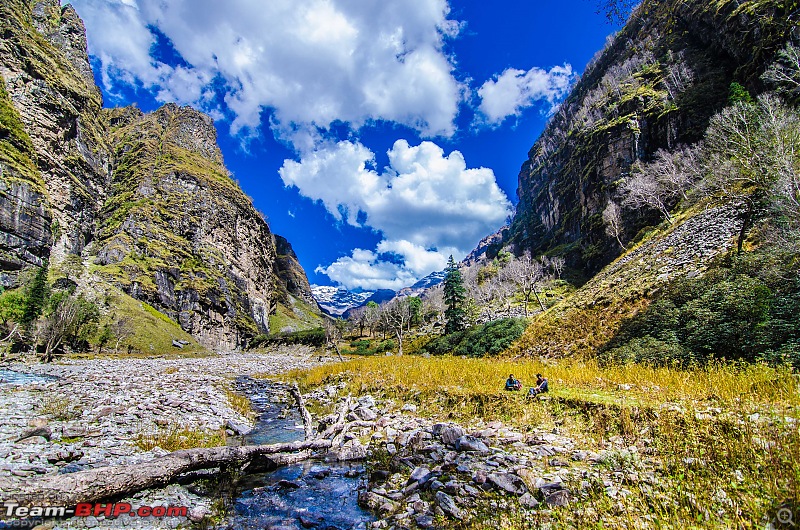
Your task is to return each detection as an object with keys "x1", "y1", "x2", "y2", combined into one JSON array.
[
  {"x1": 289, "y1": 383, "x2": 314, "y2": 440},
  {"x1": 0, "y1": 438, "x2": 334, "y2": 507}
]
